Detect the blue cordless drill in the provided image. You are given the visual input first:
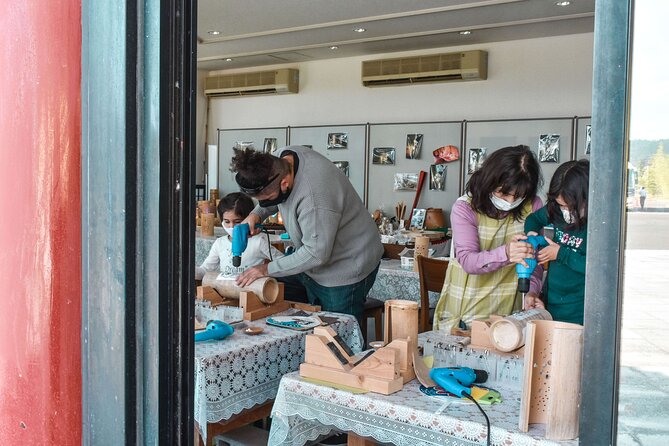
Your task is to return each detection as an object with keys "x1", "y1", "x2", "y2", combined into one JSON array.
[
  {"x1": 194, "y1": 320, "x2": 234, "y2": 342},
  {"x1": 429, "y1": 367, "x2": 489, "y2": 396},
  {"x1": 231, "y1": 223, "x2": 263, "y2": 267},
  {"x1": 515, "y1": 235, "x2": 548, "y2": 300}
]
